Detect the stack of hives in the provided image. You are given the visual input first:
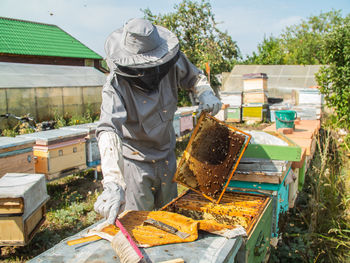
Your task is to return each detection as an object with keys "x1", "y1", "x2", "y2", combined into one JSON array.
[
  {"x1": 263, "y1": 119, "x2": 321, "y2": 192},
  {"x1": 165, "y1": 113, "x2": 275, "y2": 262},
  {"x1": 242, "y1": 73, "x2": 269, "y2": 122},
  {"x1": 292, "y1": 87, "x2": 323, "y2": 120},
  {"x1": 0, "y1": 173, "x2": 49, "y2": 246},
  {"x1": 227, "y1": 130, "x2": 302, "y2": 238}
]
